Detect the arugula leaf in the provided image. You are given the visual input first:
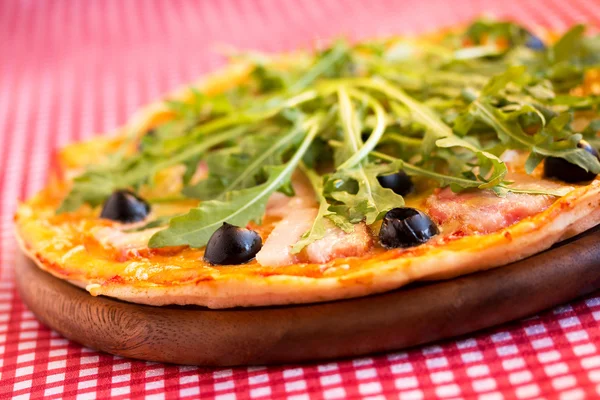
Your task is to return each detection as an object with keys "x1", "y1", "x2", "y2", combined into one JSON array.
[
  {"x1": 56, "y1": 19, "x2": 600, "y2": 250},
  {"x1": 251, "y1": 64, "x2": 288, "y2": 93},
  {"x1": 149, "y1": 119, "x2": 321, "y2": 248},
  {"x1": 181, "y1": 176, "x2": 226, "y2": 200},
  {"x1": 355, "y1": 79, "x2": 452, "y2": 154},
  {"x1": 328, "y1": 89, "x2": 405, "y2": 224},
  {"x1": 289, "y1": 40, "x2": 352, "y2": 92},
  {"x1": 435, "y1": 135, "x2": 506, "y2": 188},
  {"x1": 480, "y1": 65, "x2": 528, "y2": 96},
  {"x1": 290, "y1": 165, "x2": 353, "y2": 254},
  {"x1": 183, "y1": 125, "x2": 302, "y2": 200},
  {"x1": 369, "y1": 149, "x2": 571, "y2": 197},
  {"x1": 58, "y1": 127, "x2": 244, "y2": 213},
  {"x1": 149, "y1": 165, "x2": 287, "y2": 248},
  {"x1": 336, "y1": 88, "x2": 387, "y2": 170},
  {"x1": 355, "y1": 78, "x2": 508, "y2": 189},
  {"x1": 354, "y1": 146, "x2": 480, "y2": 191},
  {"x1": 465, "y1": 71, "x2": 600, "y2": 174},
  {"x1": 470, "y1": 100, "x2": 532, "y2": 147},
  {"x1": 463, "y1": 19, "x2": 529, "y2": 48},
  {"x1": 219, "y1": 125, "x2": 302, "y2": 195},
  {"x1": 327, "y1": 162, "x2": 405, "y2": 224},
  {"x1": 549, "y1": 25, "x2": 586, "y2": 65},
  {"x1": 335, "y1": 87, "x2": 363, "y2": 164},
  {"x1": 181, "y1": 89, "x2": 319, "y2": 143},
  {"x1": 524, "y1": 152, "x2": 545, "y2": 174}
]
